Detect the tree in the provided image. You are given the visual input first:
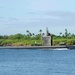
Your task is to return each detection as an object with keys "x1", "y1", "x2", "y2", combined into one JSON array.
[
  {"x1": 3, "y1": 35, "x2": 8, "y2": 39},
  {"x1": 13, "y1": 33, "x2": 24, "y2": 39},
  {"x1": 42, "y1": 33, "x2": 45, "y2": 36},
  {"x1": 39, "y1": 29, "x2": 42, "y2": 33},
  {"x1": 65, "y1": 29, "x2": 68, "y2": 37},
  {"x1": 29, "y1": 32, "x2": 32, "y2": 36},
  {"x1": 59, "y1": 32, "x2": 62, "y2": 36},
  {"x1": 0, "y1": 35, "x2": 3, "y2": 39},
  {"x1": 32, "y1": 33, "x2": 35, "y2": 36},
  {"x1": 26, "y1": 30, "x2": 30, "y2": 36},
  {"x1": 26, "y1": 30, "x2": 29, "y2": 34},
  {"x1": 32, "y1": 33, "x2": 35, "y2": 38},
  {"x1": 35, "y1": 34, "x2": 40, "y2": 40},
  {"x1": 68, "y1": 33, "x2": 71, "y2": 38},
  {"x1": 39, "y1": 29, "x2": 42, "y2": 40}
]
